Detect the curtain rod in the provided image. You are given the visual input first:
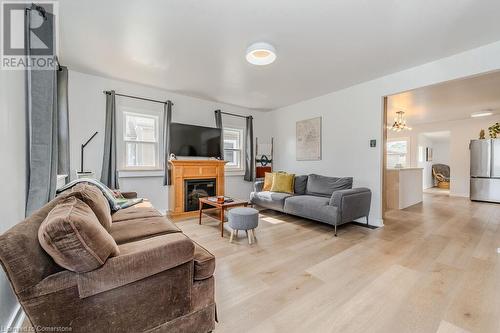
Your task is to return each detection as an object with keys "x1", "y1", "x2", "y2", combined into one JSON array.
[
  {"x1": 219, "y1": 111, "x2": 252, "y2": 119},
  {"x1": 103, "y1": 91, "x2": 173, "y2": 105}
]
